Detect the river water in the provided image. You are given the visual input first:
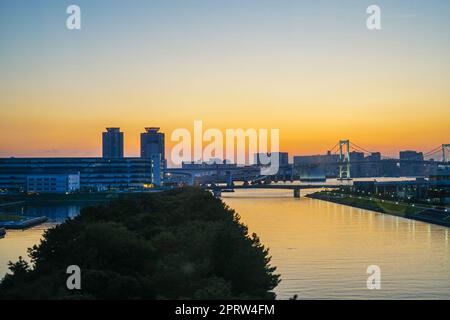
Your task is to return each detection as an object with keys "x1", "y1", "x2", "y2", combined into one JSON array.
[{"x1": 1, "y1": 189, "x2": 449, "y2": 299}]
